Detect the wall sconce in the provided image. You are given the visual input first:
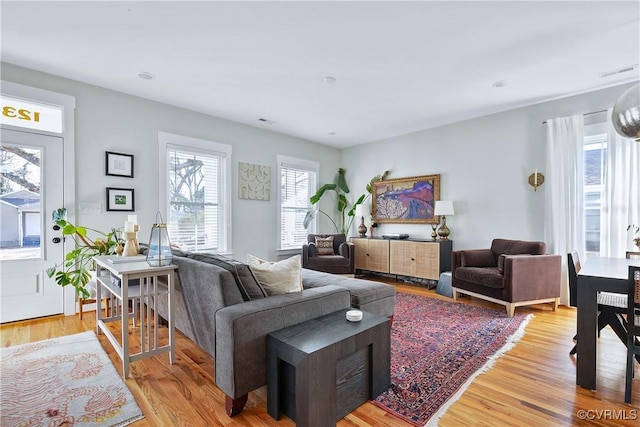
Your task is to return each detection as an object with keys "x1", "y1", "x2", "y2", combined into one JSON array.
[{"x1": 528, "y1": 169, "x2": 545, "y2": 192}]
